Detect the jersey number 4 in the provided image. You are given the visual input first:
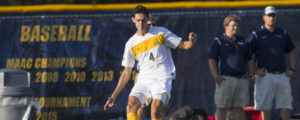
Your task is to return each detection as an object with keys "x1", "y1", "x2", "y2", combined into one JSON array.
[{"x1": 149, "y1": 52, "x2": 155, "y2": 61}]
